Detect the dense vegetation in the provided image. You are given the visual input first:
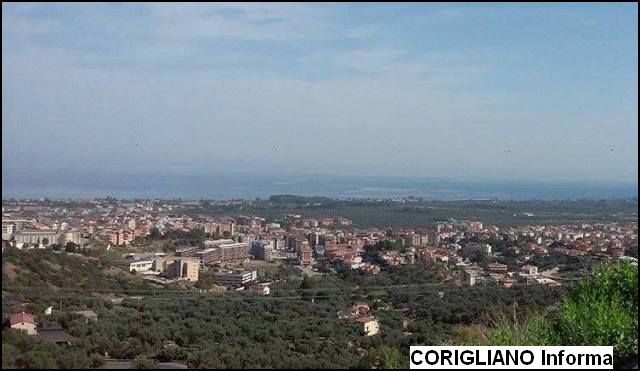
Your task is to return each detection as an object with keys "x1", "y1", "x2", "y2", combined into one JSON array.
[
  {"x1": 3, "y1": 249, "x2": 570, "y2": 369},
  {"x1": 183, "y1": 198, "x2": 638, "y2": 227},
  {"x1": 477, "y1": 261, "x2": 638, "y2": 368},
  {"x1": 2, "y1": 249, "x2": 154, "y2": 293}
]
